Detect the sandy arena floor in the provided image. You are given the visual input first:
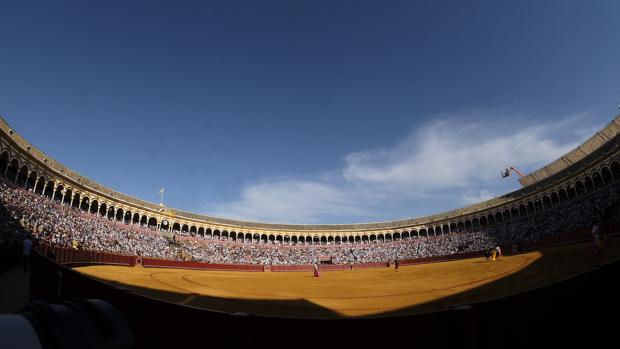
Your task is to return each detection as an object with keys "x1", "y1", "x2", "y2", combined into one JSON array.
[{"x1": 74, "y1": 240, "x2": 620, "y2": 319}]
